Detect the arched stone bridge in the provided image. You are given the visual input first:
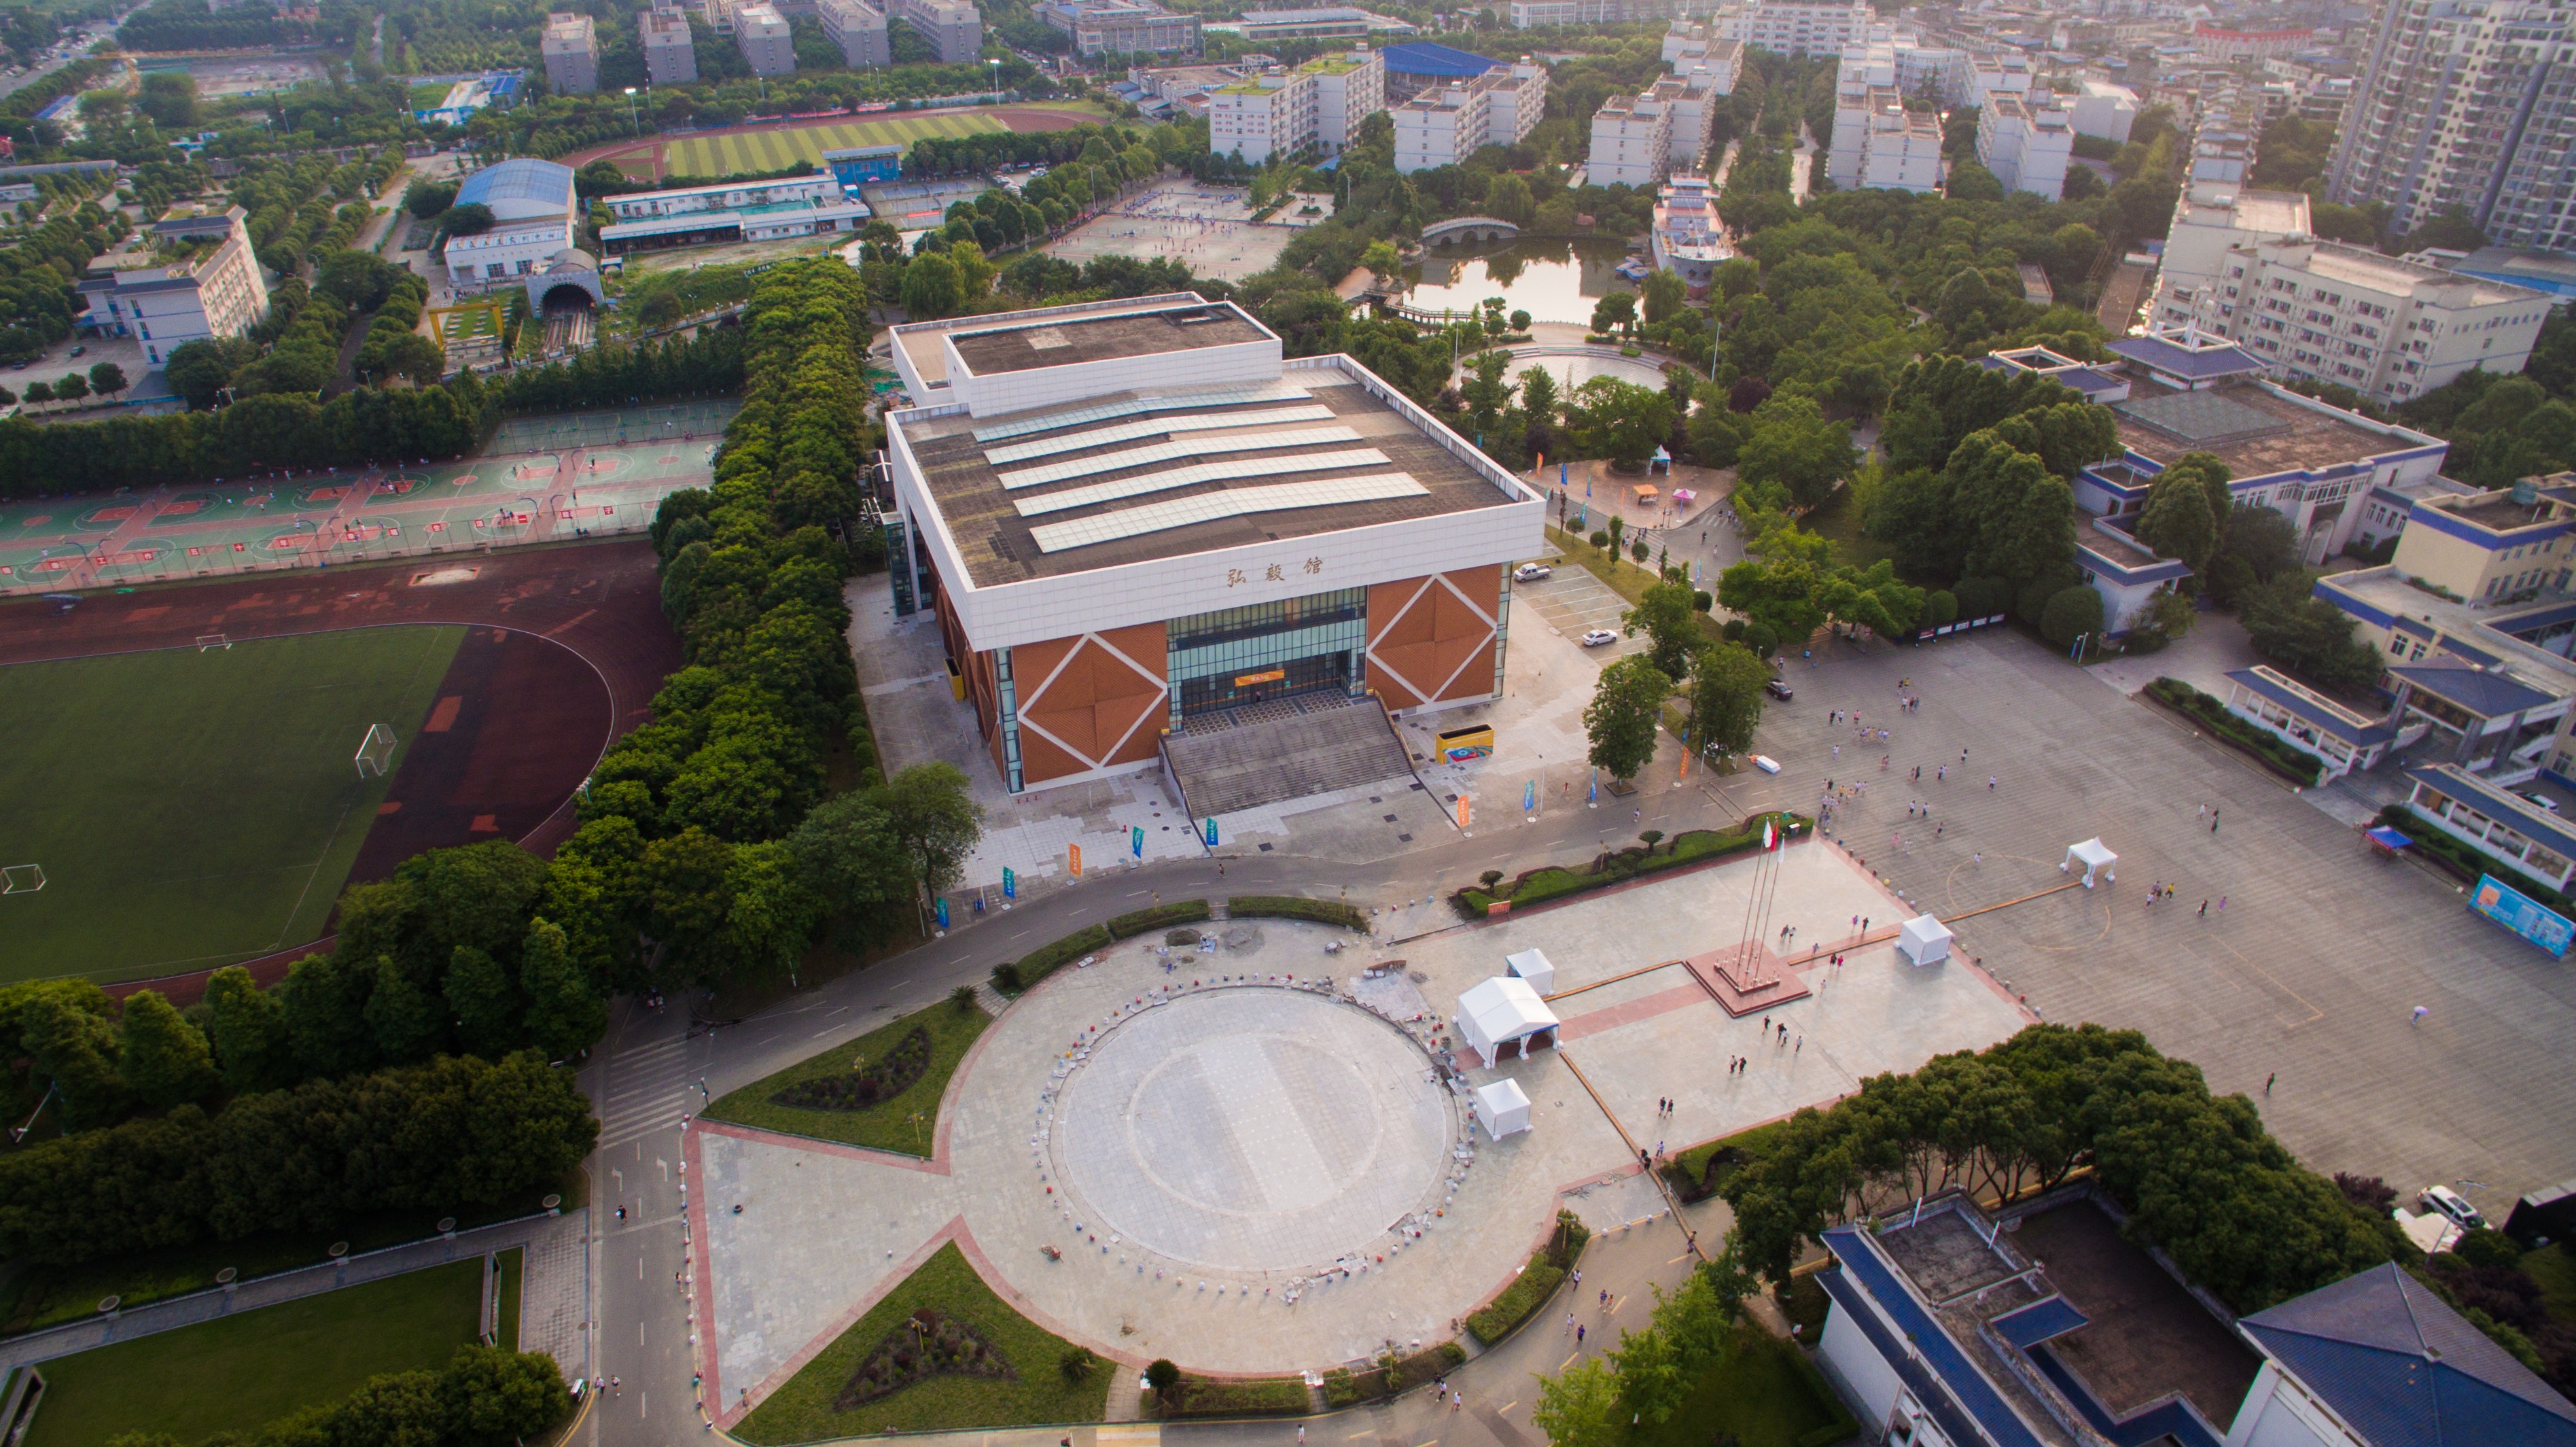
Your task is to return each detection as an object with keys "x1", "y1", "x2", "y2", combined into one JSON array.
[{"x1": 1419, "y1": 216, "x2": 1520, "y2": 246}]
